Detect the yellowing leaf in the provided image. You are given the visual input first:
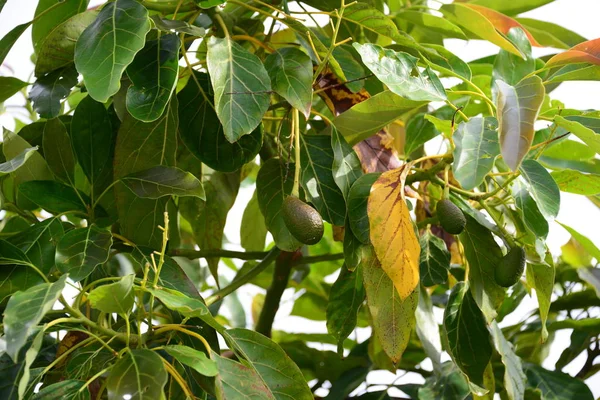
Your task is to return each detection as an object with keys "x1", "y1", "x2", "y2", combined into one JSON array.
[{"x1": 367, "y1": 167, "x2": 420, "y2": 300}]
